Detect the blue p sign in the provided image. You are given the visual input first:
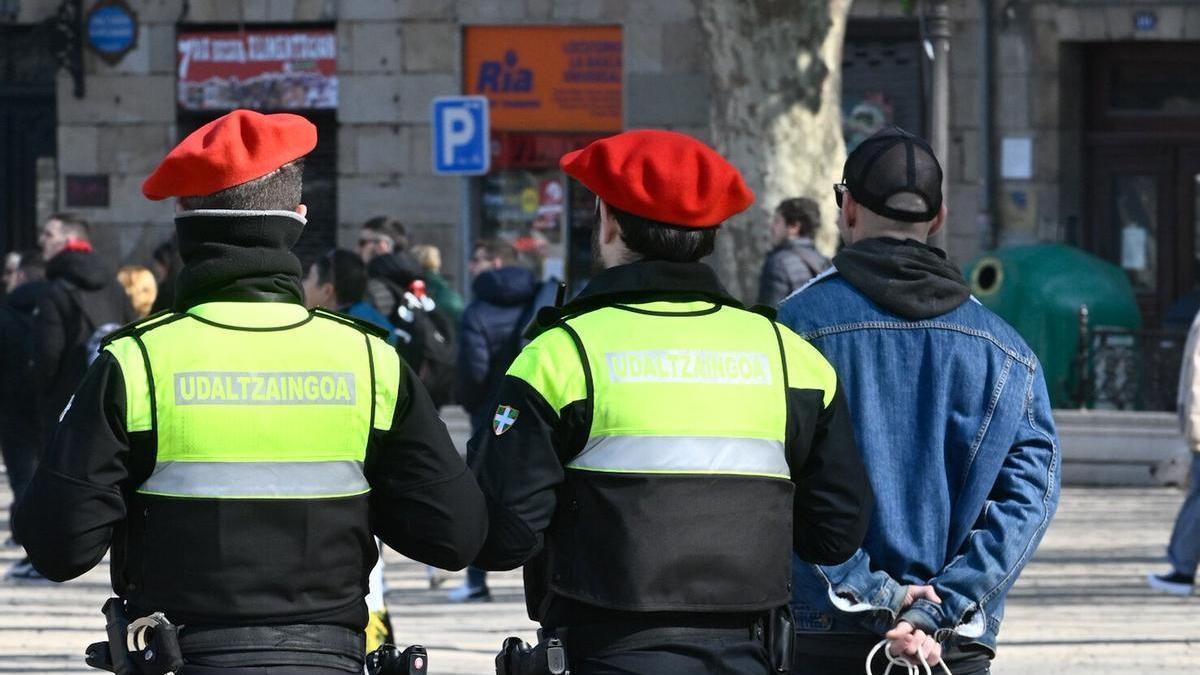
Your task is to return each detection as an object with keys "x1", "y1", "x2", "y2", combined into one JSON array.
[{"x1": 432, "y1": 96, "x2": 490, "y2": 176}]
